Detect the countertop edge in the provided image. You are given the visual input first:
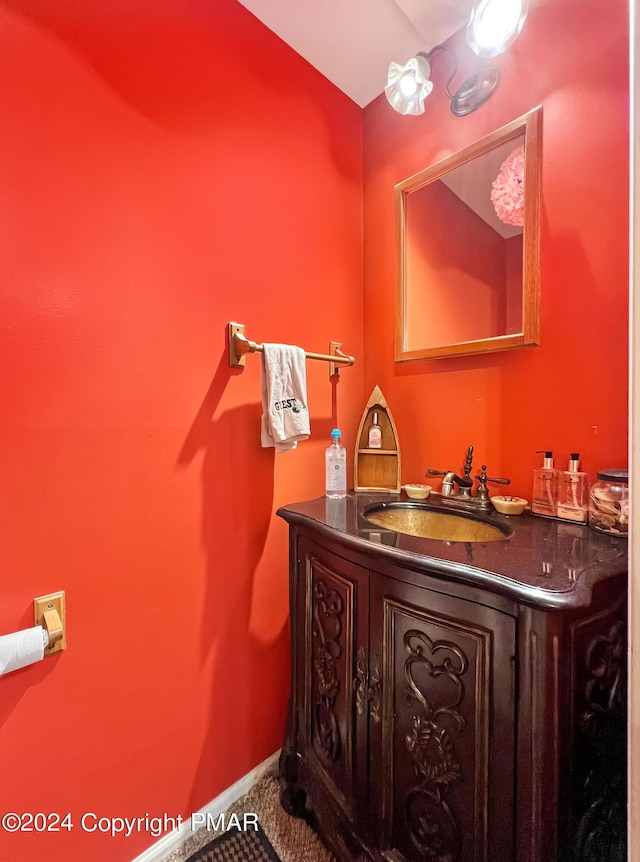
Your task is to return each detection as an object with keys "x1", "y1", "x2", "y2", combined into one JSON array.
[{"x1": 276, "y1": 503, "x2": 627, "y2": 611}]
